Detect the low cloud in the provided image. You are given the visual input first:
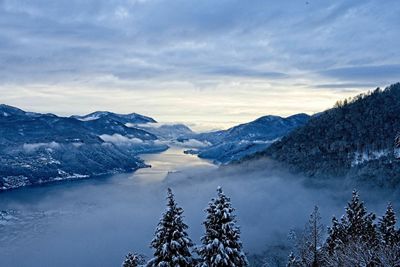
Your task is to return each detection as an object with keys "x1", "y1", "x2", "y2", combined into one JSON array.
[
  {"x1": 22, "y1": 141, "x2": 60, "y2": 153},
  {"x1": 173, "y1": 139, "x2": 210, "y2": 148},
  {"x1": 99, "y1": 134, "x2": 144, "y2": 145},
  {"x1": 0, "y1": 156, "x2": 397, "y2": 267}
]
